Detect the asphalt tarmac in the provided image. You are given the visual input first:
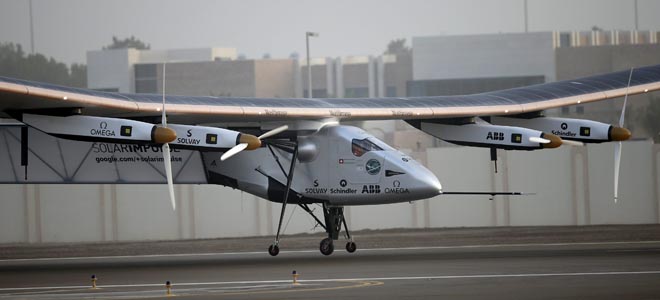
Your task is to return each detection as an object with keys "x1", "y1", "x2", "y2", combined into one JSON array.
[{"x1": 1, "y1": 226, "x2": 660, "y2": 299}]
